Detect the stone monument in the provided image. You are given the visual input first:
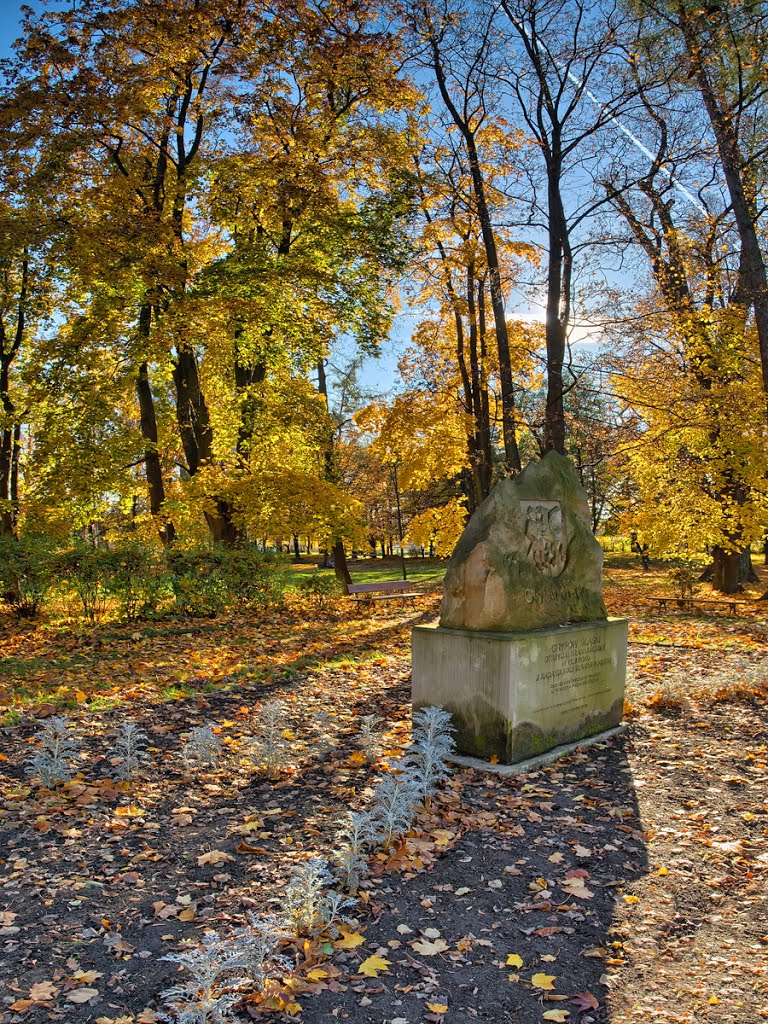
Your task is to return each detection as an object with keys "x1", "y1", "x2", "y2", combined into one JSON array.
[{"x1": 411, "y1": 451, "x2": 628, "y2": 764}]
